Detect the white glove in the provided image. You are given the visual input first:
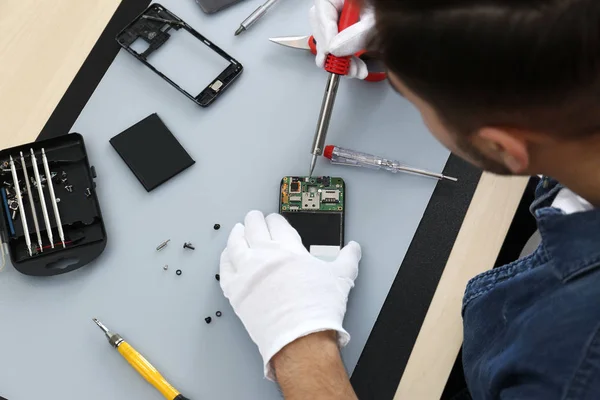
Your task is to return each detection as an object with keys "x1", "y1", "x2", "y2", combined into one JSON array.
[
  {"x1": 220, "y1": 211, "x2": 361, "y2": 380},
  {"x1": 309, "y1": 0, "x2": 375, "y2": 79}
]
